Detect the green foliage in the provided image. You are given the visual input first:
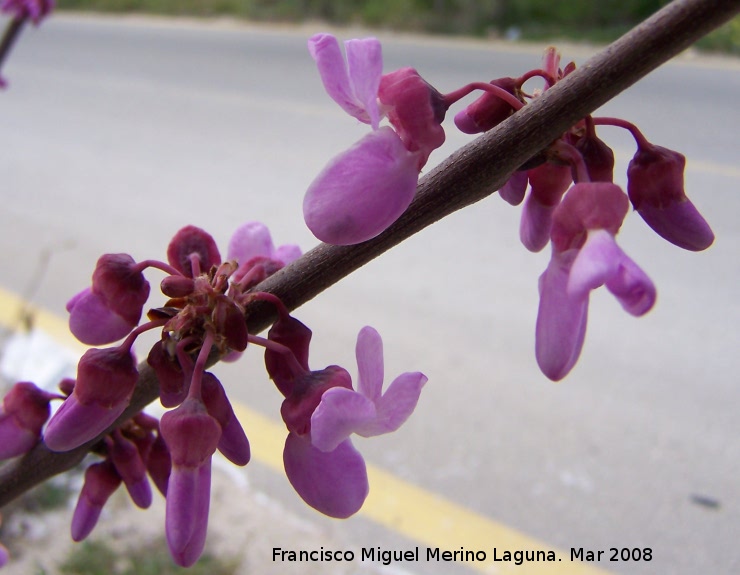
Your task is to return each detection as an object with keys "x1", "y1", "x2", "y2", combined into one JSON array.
[
  {"x1": 59, "y1": 538, "x2": 240, "y2": 575},
  {"x1": 696, "y1": 16, "x2": 740, "y2": 54},
  {"x1": 54, "y1": 0, "x2": 738, "y2": 52}
]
